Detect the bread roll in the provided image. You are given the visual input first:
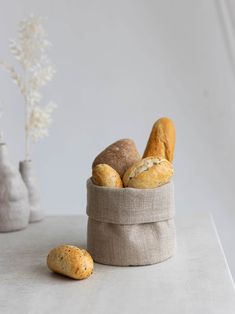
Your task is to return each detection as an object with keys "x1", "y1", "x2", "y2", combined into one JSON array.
[
  {"x1": 47, "y1": 245, "x2": 94, "y2": 280},
  {"x1": 92, "y1": 164, "x2": 123, "y2": 188},
  {"x1": 143, "y1": 117, "x2": 176, "y2": 162},
  {"x1": 123, "y1": 156, "x2": 174, "y2": 189},
  {"x1": 92, "y1": 139, "x2": 140, "y2": 177}
]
